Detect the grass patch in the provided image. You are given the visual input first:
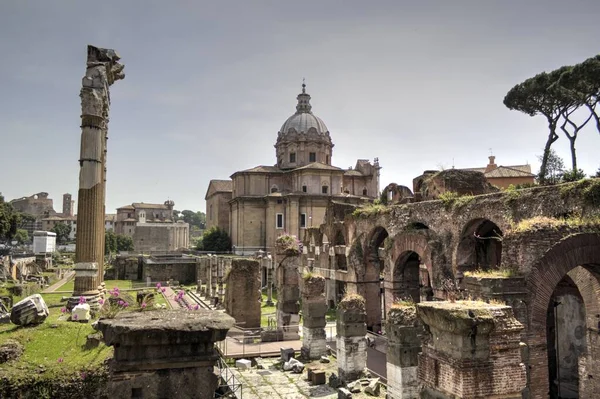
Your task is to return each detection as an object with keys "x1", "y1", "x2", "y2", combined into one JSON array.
[
  {"x1": 352, "y1": 203, "x2": 389, "y2": 218},
  {"x1": 260, "y1": 291, "x2": 277, "y2": 328},
  {"x1": 510, "y1": 215, "x2": 600, "y2": 233},
  {"x1": 463, "y1": 268, "x2": 519, "y2": 278},
  {"x1": 0, "y1": 303, "x2": 113, "y2": 382}
]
